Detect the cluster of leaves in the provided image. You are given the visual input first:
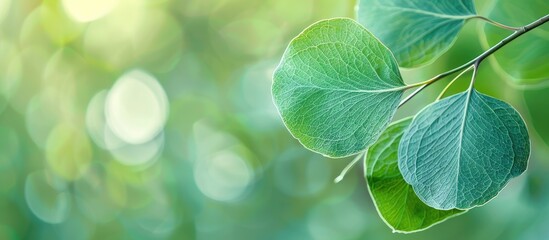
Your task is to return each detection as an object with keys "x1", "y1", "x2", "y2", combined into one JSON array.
[{"x1": 272, "y1": 0, "x2": 548, "y2": 233}]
